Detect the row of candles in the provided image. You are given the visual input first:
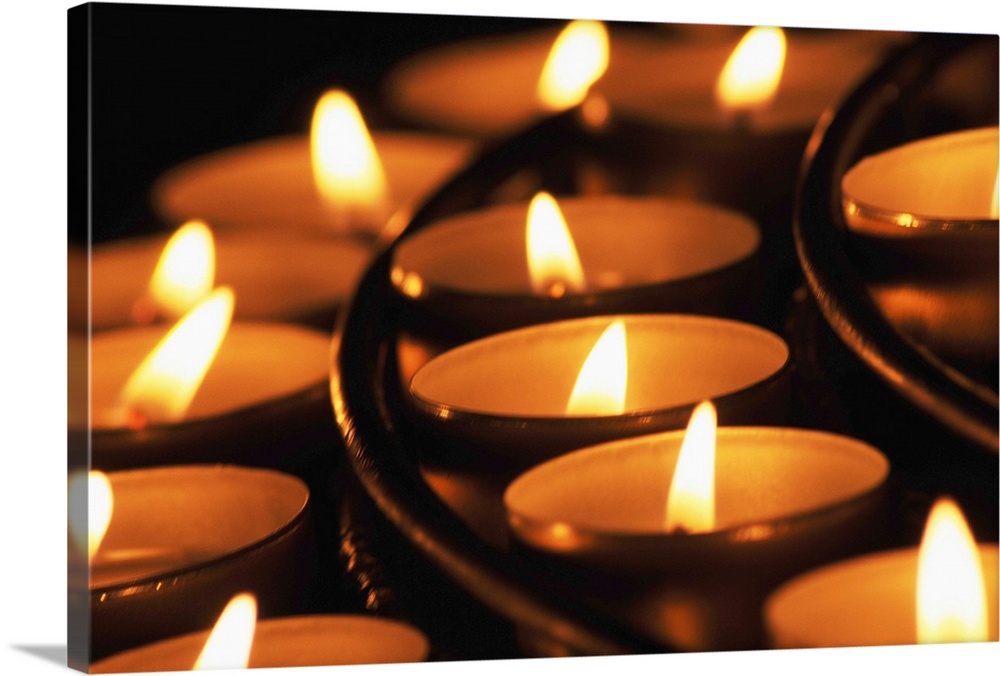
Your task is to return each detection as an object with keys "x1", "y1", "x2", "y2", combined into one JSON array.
[{"x1": 70, "y1": 17, "x2": 998, "y2": 671}]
